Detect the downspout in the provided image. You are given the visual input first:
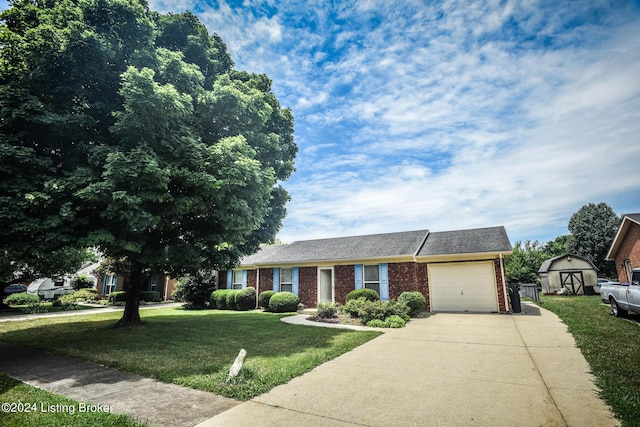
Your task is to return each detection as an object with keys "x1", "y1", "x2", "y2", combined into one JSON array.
[
  {"x1": 255, "y1": 267, "x2": 260, "y2": 309},
  {"x1": 499, "y1": 253, "x2": 509, "y2": 313}
]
